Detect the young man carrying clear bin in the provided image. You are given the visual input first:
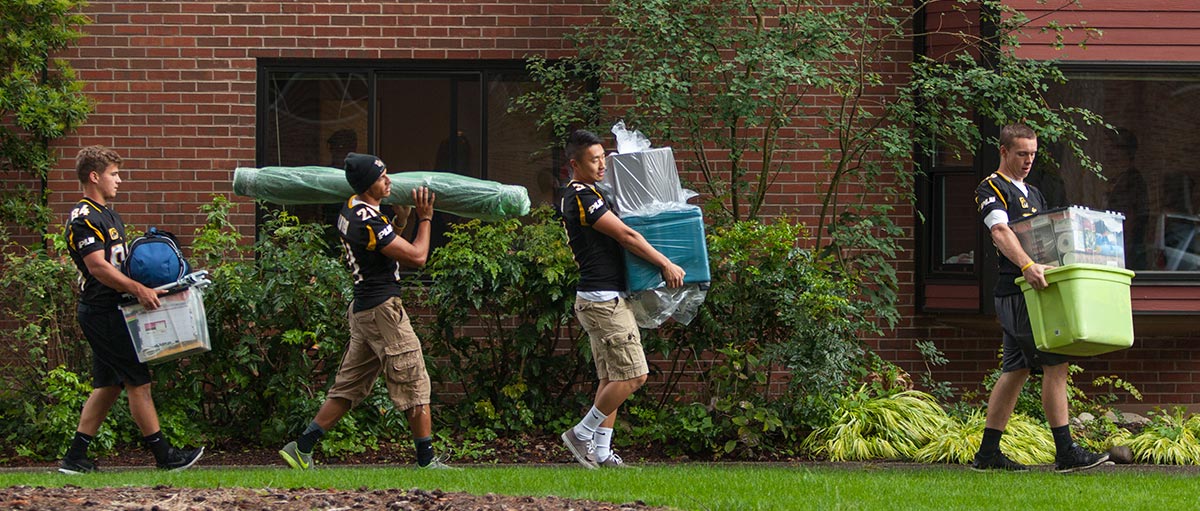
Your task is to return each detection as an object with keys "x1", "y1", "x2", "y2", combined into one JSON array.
[
  {"x1": 972, "y1": 124, "x2": 1109, "y2": 473},
  {"x1": 557, "y1": 130, "x2": 686, "y2": 468},
  {"x1": 61, "y1": 146, "x2": 204, "y2": 474}
]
